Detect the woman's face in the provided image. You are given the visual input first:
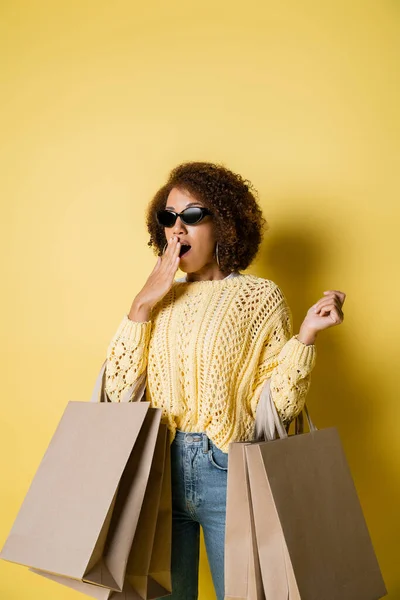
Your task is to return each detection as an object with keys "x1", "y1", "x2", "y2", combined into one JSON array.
[{"x1": 163, "y1": 186, "x2": 218, "y2": 276}]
